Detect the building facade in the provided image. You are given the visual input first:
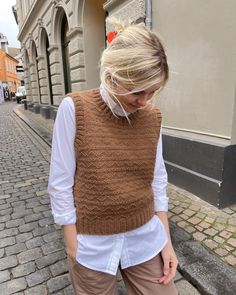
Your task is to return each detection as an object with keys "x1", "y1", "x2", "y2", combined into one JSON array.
[
  {"x1": 0, "y1": 32, "x2": 23, "y2": 101},
  {"x1": 0, "y1": 48, "x2": 21, "y2": 100},
  {"x1": 16, "y1": 0, "x2": 236, "y2": 208},
  {"x1": 16, "y1": 0, "x2": 106, "y2": 107}
]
